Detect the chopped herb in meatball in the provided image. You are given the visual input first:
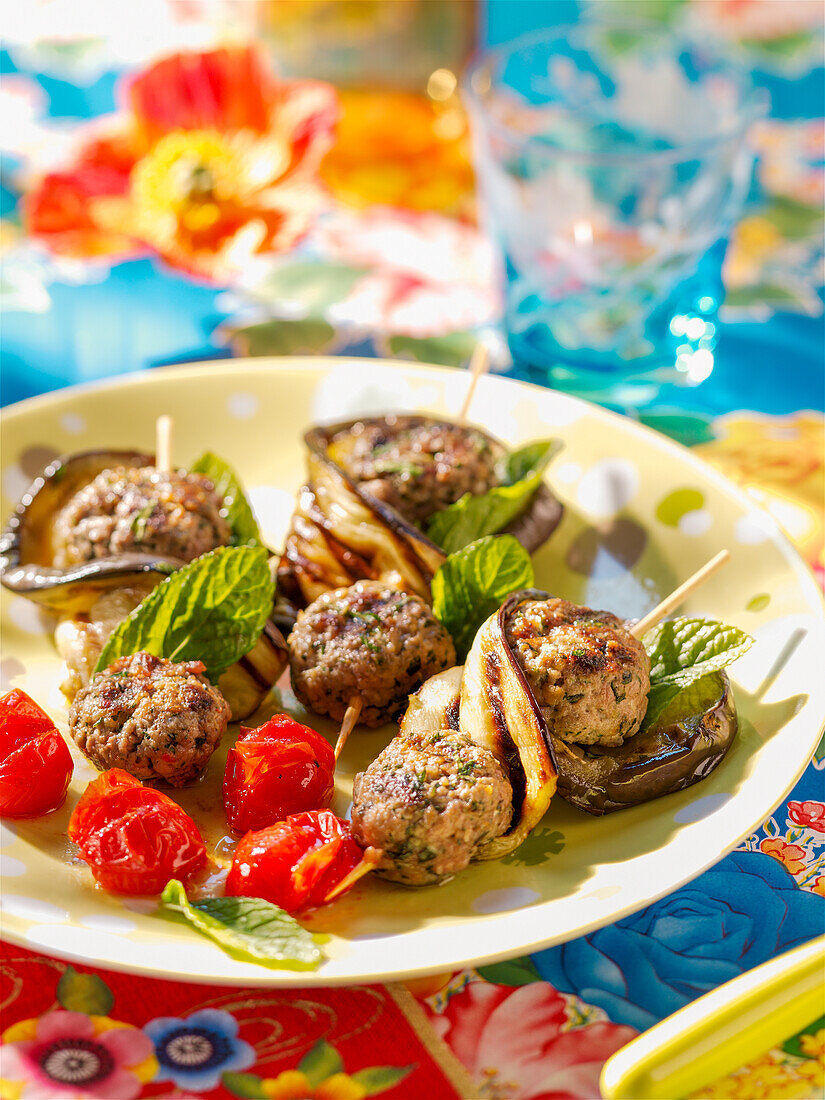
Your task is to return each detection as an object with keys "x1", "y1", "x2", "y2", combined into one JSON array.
[
  {"x1": 289, "y1": 580, "x2": 456, "y2": 727},
  {"x1": 69, "y1": 650, "x2": 230, "y2": 785},
  {"x1": 53, "y1": 466, "x2": 230, "y2": 567},
  {"x1": 351, "y1": 729, "x2": 513, "y2": 885},
  {"x1": 505, "y1": 597, "x2": 650, "y2": 747}
]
